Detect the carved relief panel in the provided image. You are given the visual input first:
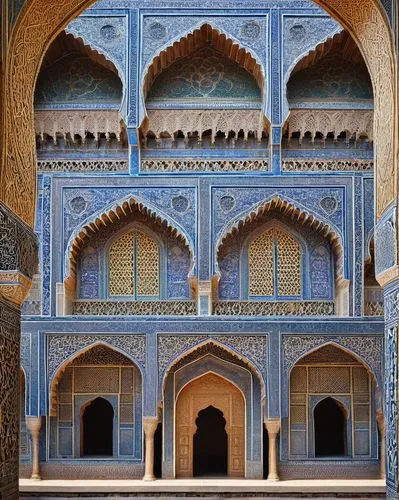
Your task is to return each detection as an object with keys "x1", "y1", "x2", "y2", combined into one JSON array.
[{"x1": 175, "y1": 373, "x2": 245, "y2": 478}]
